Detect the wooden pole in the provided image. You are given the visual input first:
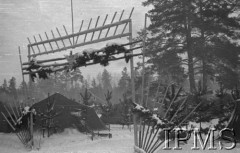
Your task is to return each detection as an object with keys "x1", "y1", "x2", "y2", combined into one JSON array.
[
  {"x1": 105, "y1": 12, "x2": 117, "y2": 37},
  {"x1": 75, "y1": 20, "x2": 84, "y2": 44},
  {"x1": 129, "y1": 19, "x2": 138, "y2": 147},
  {"x1": 98, "y1": 14, "x2": 108, "y2": 39},
  {"x1": 30, "y1": 112, "x2": 34, "y2": 148},
  {"x1": 71, "y1": 0, "x2": 74, "y2": 45},
  {"x1": 141, "y1": 13, "x2": 147, "y2": 107},
  {"x1": 113, "y1": 10, "x2": 124, "y2": 36},
  {"x1": 18, "y1": 47, "x2": 25, "y2": 82},
  {"x1": 84, "y1": 18, "x2": 92, "y2": 42}
]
